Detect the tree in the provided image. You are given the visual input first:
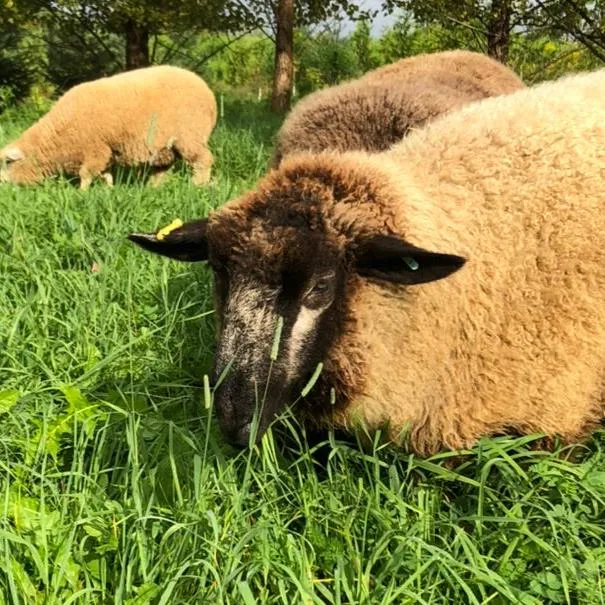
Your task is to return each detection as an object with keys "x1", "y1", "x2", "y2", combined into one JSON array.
[
  {"x1": 36, "y1": 0, "x2": 262, "y2": 70},
  {"x1": 351, "y1": 19, "x2": 378, "y2": 72},
  {"x1": 382, "y1": 0, "x2": 532, "y2": 63},
  {"x1": 532, "y1": 0, "x2": 605, "y2": 62},
  {"x1": 271, "y1": 0, "x2": 294, "y2": 112},
  {"x1": 486, "y1": 0, "x2": 512, "y2": 61},
  {"x1": 249, "y1": 0, "x2": 370, "y2": 114},
  {"x1": 0, "y1": 1, "x2": 46, "y2": 109}
]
